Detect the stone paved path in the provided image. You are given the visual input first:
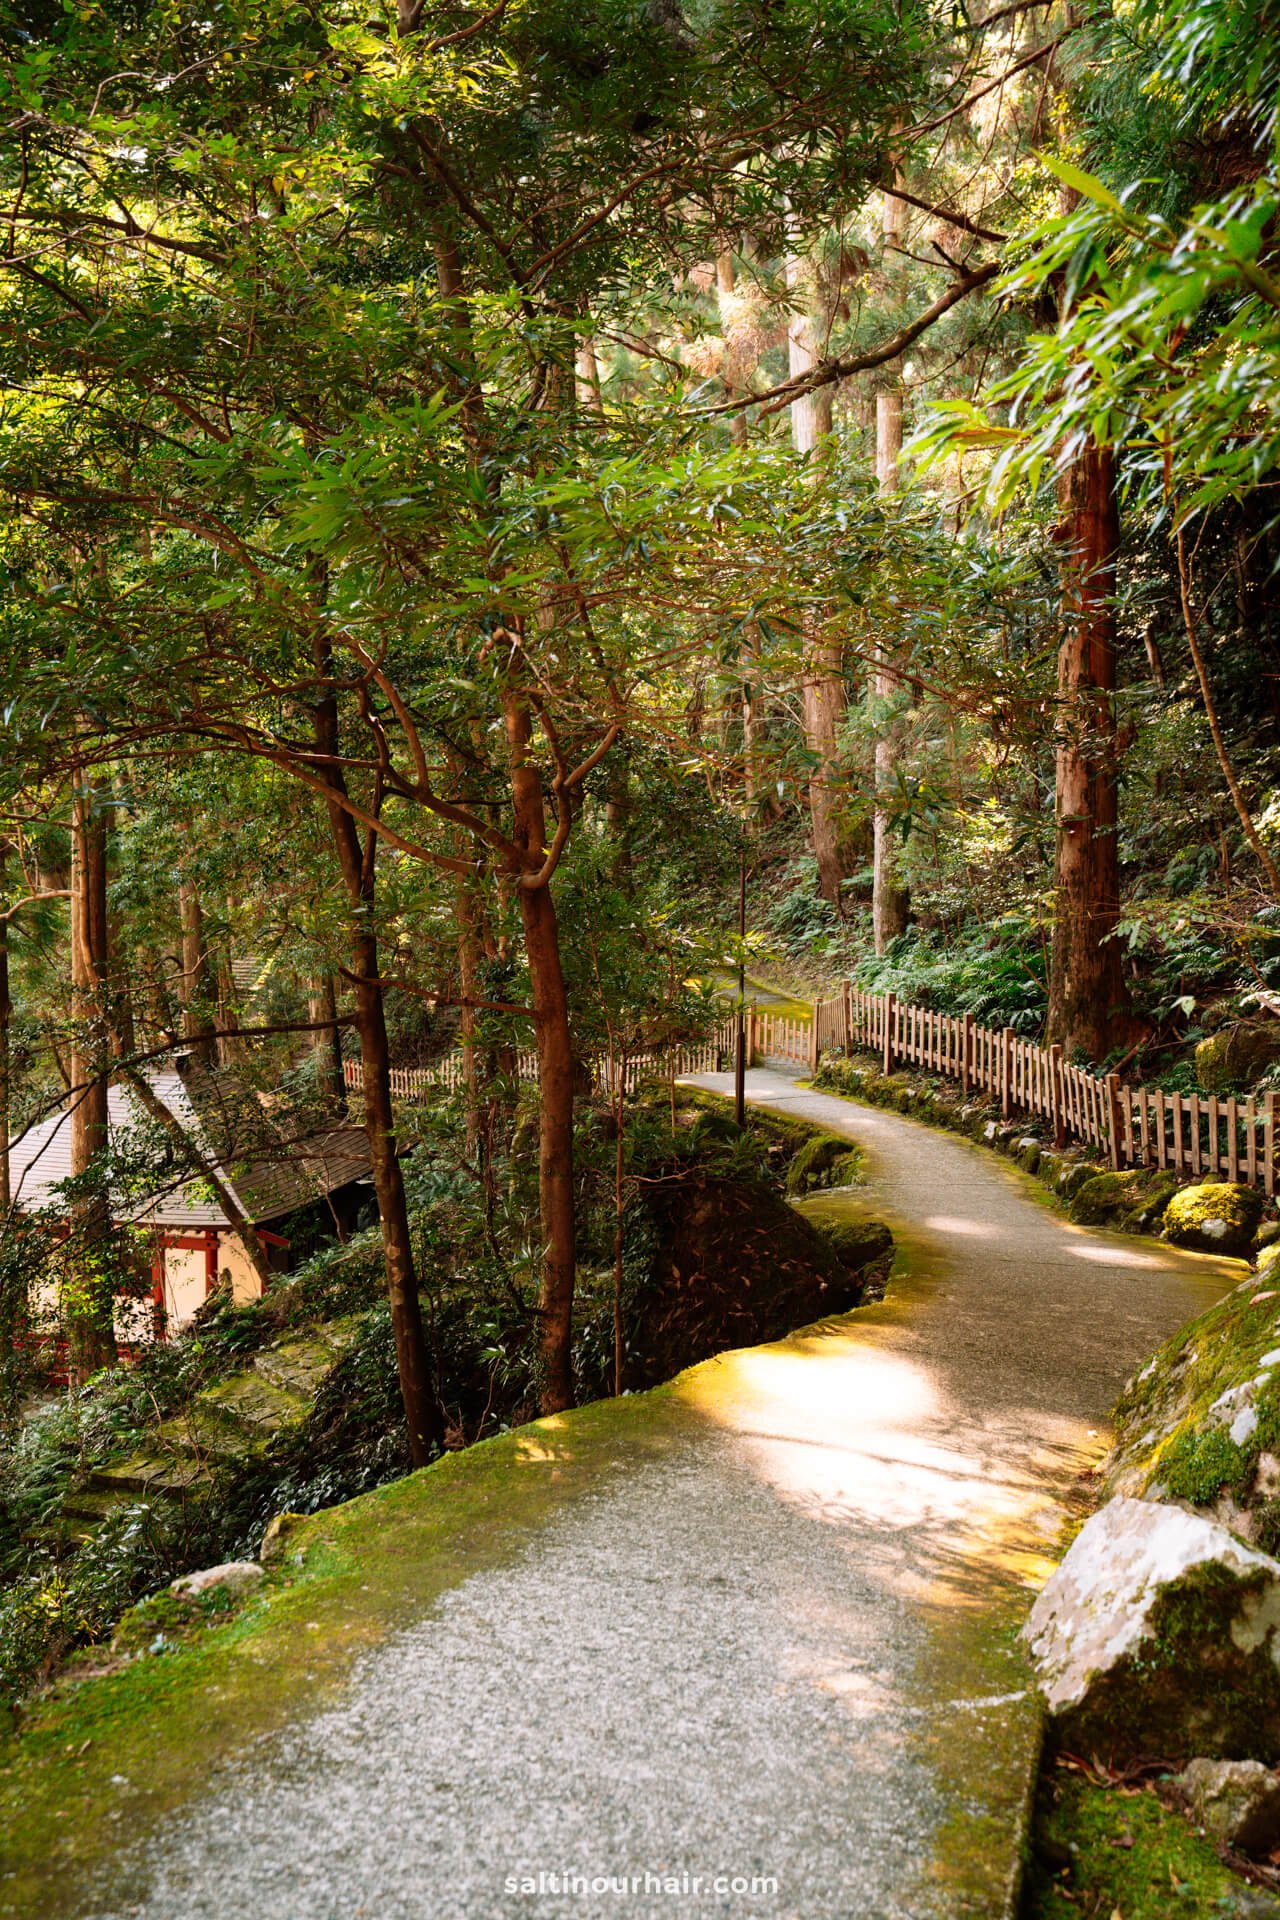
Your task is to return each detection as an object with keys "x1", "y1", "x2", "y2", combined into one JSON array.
[{"x1": 81, "y1": 1072, "x2": 1241, "y2": 1920}]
